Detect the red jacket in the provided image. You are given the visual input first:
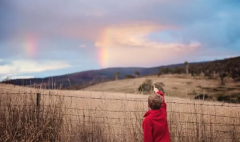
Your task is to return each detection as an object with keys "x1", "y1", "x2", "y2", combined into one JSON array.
[{"x1": 142, "y1": 91, "x2": 170, "y2": 142}]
